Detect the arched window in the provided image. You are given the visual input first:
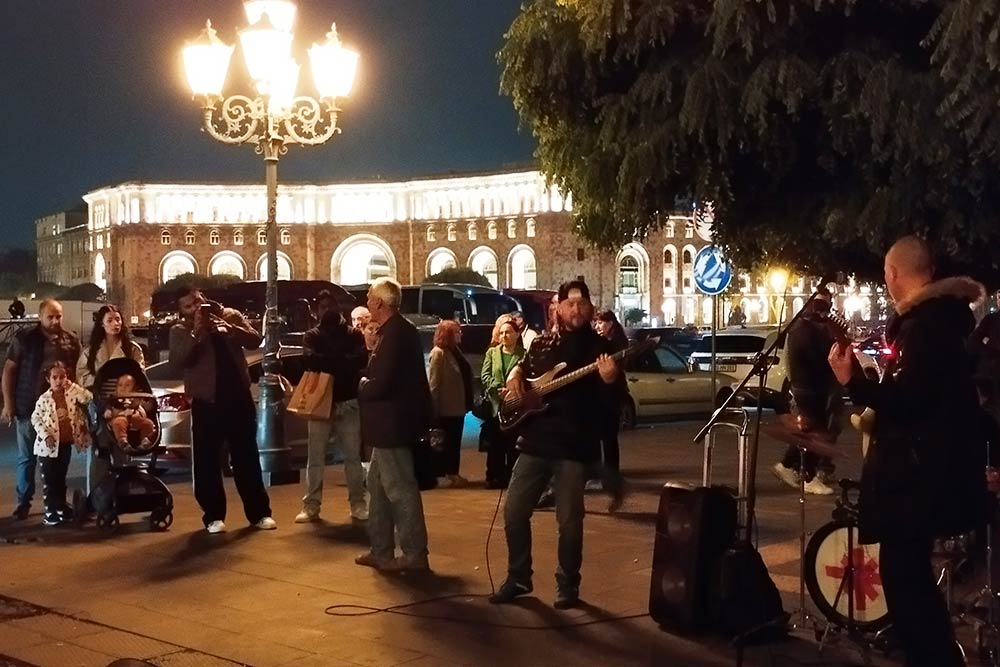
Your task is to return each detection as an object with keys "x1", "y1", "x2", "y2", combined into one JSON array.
[
  {"x1": 684, "y1": 221, "x2": 695, "y2": 238},
  {"x1": 331, "y1": 234, "x2": 397, "y2": 284},
  {"x1": 209, "y1": 229, "x2": 220, "y2": 246},
  {"x1": 426, "y1": 225, "x2": 436, "y2": 242},
  {"x1": 619, "y1": 256, "x2": 640, "y2": 294},
  {"x1": 467, "y1": 222, "x2": 477, "y2": 241},
  {"x1": 160, "y1": 230, "x2": 171, "y2": 245},
  {"x1": 507, "y1": 219, "x2": 517, "y2": 239},
  {"x1": 468, "y1": 247, "x2": 499, "y2": 288},
  {"x1": 256, "y1": 252, "x2": 293, "y2": 281},
  {"x1": 682, "y1": 248, "x2": 694, "y2": 266},
  {"x1": 209, "y1": 252, "x2": 246, "y2": 279},
  {"x1": 487, "y1": 221, "x2": 498, "y2": 240},
  {"x1": 447, "y1": 223, "x2": 457, "y2": 242},
  {"x1": 665, "y1": 221, "x2": 675, "y2": 237},
  {"x1": 233, "y1": 229, "x2": 244, "y2": 246},
  {"x1": 184, "y1": 230, "x2": 195, "y2": 245},
  {"x1": 257, "y1": 228, "x2": 267, "y2": 245},
  {"x1": 280, "y1": 229, "x2": 291, "y2": 245},
  {"x1": 159, "y1": 251, "x2": 198, "y2": 284},
  {"x1": 525, "y1": 218, "x2": 536, "y2": 238},
  {"x1": 426, "y1": 248, "x2": 458, "y2": 277},
  {"x1": 508, "y1": 246, "x2": 536, "y2": 289},
  {"x1": 663, "y1": 245, "x2": 677, "y2": 293}
]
